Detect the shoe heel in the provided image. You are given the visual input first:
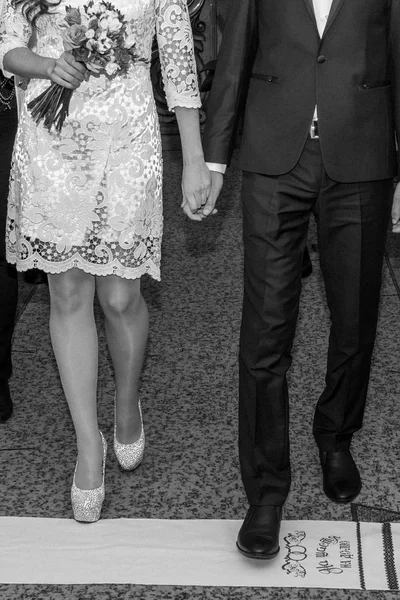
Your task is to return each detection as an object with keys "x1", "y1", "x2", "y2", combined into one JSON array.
[{"x1": 114, "y1": 396, "x2": 145, "y2": 471}]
